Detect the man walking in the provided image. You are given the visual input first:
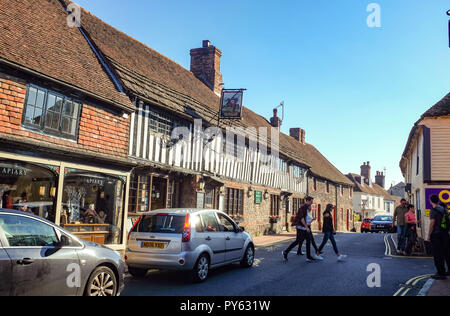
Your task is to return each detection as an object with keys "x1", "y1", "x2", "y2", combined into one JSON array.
[
  {"x1": 282, "y1": 197, "x2": 316, "y2": 262},
  {"x1": 393, "y1": 199, "x2": 408, "y2": 255},
  {"x1": 427, "y1": 195, "x2": 450, "y2": 280}
]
